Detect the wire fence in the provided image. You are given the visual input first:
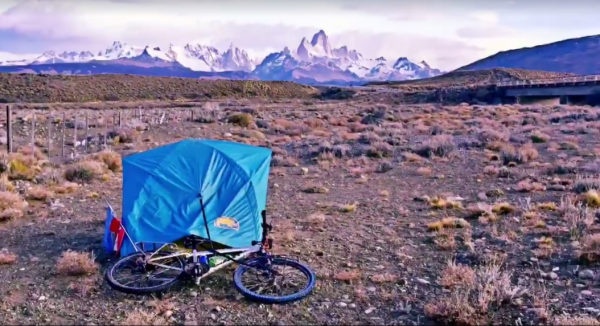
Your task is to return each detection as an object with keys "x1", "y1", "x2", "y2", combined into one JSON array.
[{"x1": 1, "y1": 104, "x2": 219, "y2": 162}]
